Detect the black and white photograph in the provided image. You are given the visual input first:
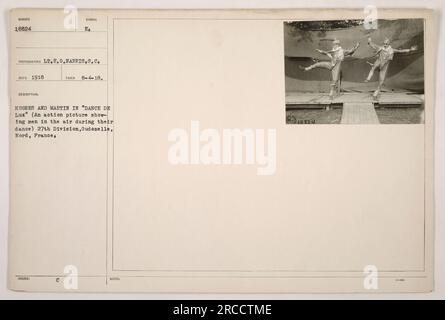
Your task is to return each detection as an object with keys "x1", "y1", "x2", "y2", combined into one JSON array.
[{"x1": 284, "y1": 19, "x2": 425, "y2": 124}]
